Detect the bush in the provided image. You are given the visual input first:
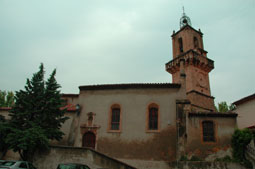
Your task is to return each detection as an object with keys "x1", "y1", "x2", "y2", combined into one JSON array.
[
  {"x1": 179, "y1": 155, "x2": 201, "y2": 161},
  {"x1": 180, "y1": 155, "x2": 188, "y2": 161},
  {"x1": 231, "y1": 128, "x2": 253, "y2": 168},
  {"x1": 215, "y1": 155, "x2": 232, "y2": 162},
  {"x1": 189, "y1": 156, "x2": 201, "y2": 161}
]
